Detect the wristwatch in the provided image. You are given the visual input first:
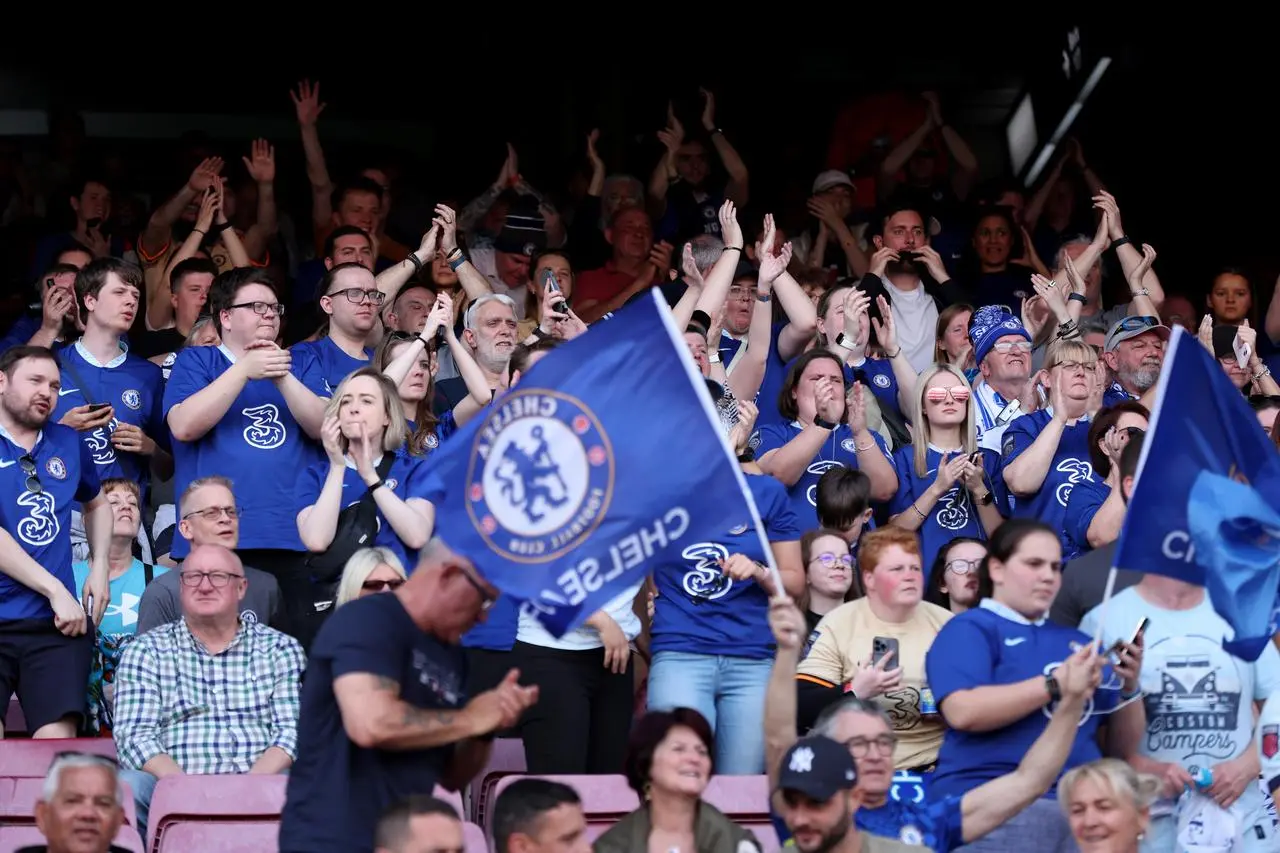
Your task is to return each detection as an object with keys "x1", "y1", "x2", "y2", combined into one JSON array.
[
  {"x1": 835, "y1": 332, "x2": 858, "y2": 352},
  {"x1": 976, "y1": 490, "x2": 995, "y2": 506},
  {"x1": 1044, "y1": 673, "x2": 1061, "y2": 703},
  {"x1": 813, "y1": 416, "x2": 839, "y2": 430}
]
